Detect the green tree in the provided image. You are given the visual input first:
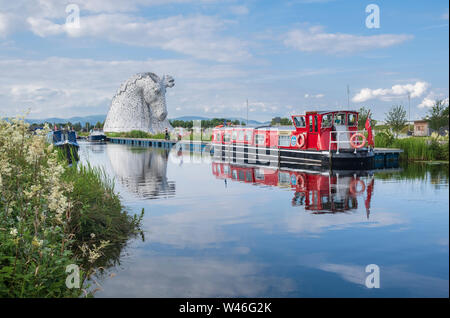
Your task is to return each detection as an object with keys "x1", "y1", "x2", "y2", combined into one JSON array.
[
  {"x1": 271, "y1": 117, "x2": 292, "y2": 126},
  {"x1": 427, "y1": 99, "x2": 449, "y2": 131},
  {"x1": 385, "y1": 105, "x2": 407, "y2": 137},
  {"x1": 358, "y1": 107, "x2": 377, "y2": 130}
]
